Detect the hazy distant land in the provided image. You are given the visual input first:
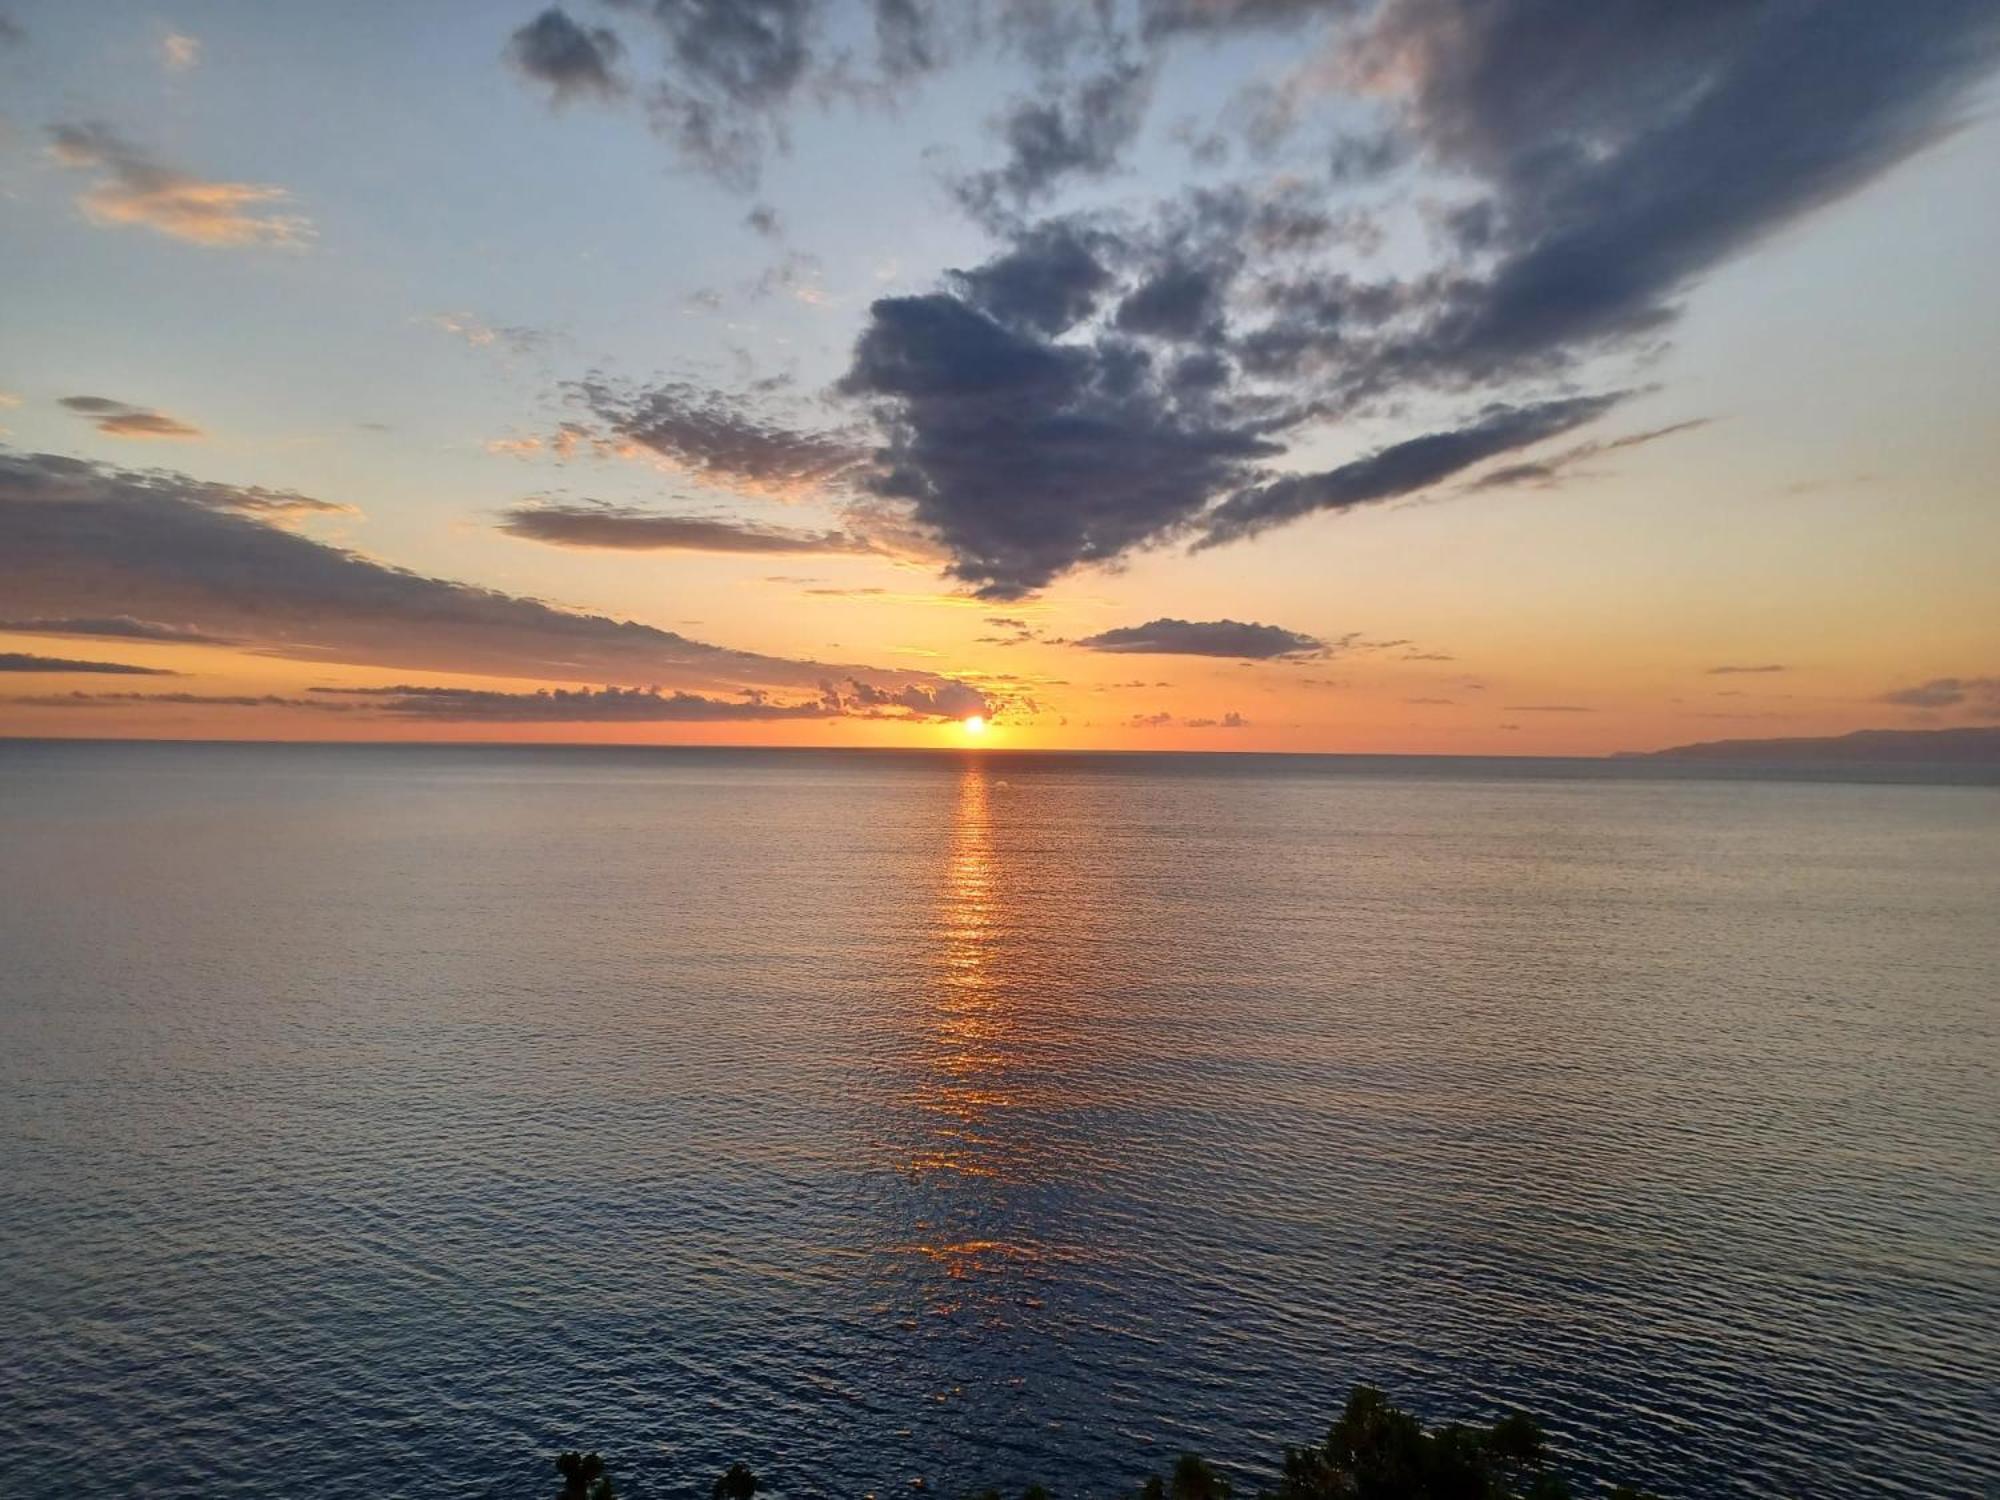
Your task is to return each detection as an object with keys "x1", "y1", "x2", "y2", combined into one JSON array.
[{"x1": 1627, "y1": 725, "x2": 2000, "y2": 763}]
